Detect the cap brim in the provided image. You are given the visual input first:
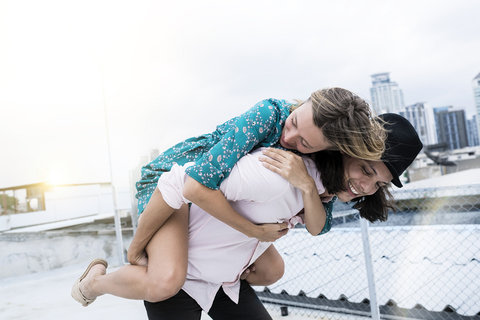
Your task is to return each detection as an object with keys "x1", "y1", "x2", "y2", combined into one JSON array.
[{"x1": 383, "y1": 160, "x2": 403, "y2": 188}]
